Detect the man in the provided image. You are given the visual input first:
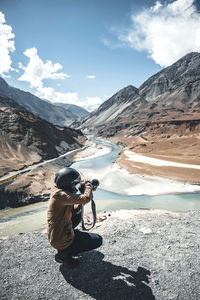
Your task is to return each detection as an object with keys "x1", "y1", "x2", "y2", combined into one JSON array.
[{"x1": 47, "y1": 167, "x2": 102, "y2": 267}]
